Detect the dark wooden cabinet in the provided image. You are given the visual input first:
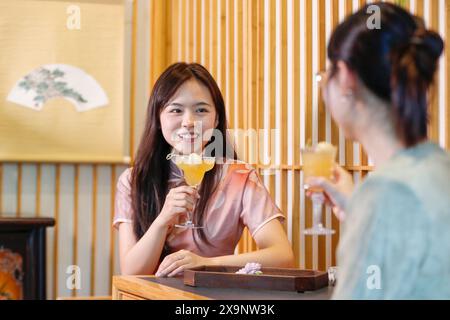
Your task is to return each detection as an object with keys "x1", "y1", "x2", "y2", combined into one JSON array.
[{"x1": 0, "y1": 218, "x2": 54, "y2": 300}]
